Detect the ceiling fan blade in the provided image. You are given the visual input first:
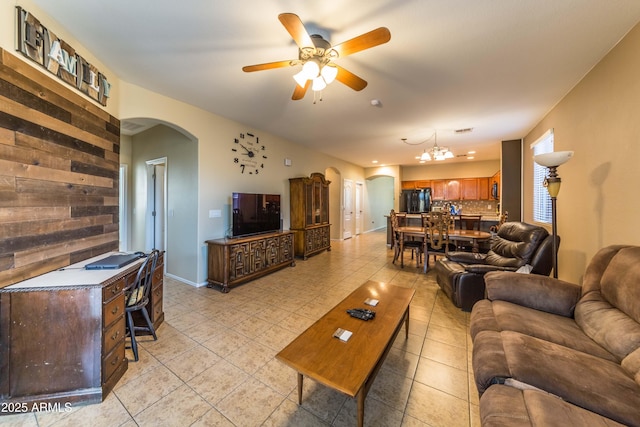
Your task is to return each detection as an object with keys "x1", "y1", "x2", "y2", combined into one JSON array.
[
  {"x1": 292, "y1": 80, "x2": 311, "y2": 100},
  {"x1": 278, "y1": 13, "x2": 314, "y2": 49},
  {"x1": 242, "y1": 60, "x2": 294, "y2": 72},
  {"x1": 335, "y1": 65, "x2": 368, "y2": 91},
  {"x1": 333, "y1": 27, "x2": 391, "y2": 58}
]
